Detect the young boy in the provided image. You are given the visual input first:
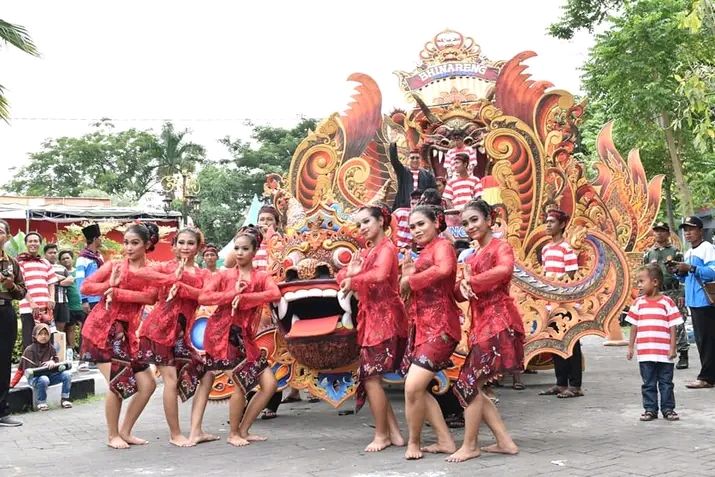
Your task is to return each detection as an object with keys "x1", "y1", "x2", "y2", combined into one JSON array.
[
  {"x1": 18, "y1": 323, "x2": 72, "y2": 411},
  {"x1": 626, "y1": 264, "x2": 682, "y2": 421}
]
